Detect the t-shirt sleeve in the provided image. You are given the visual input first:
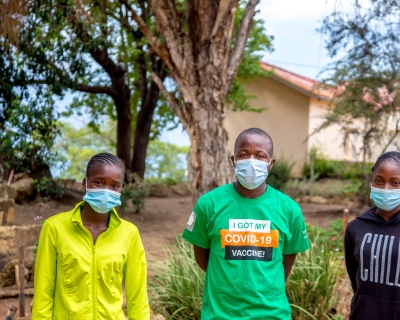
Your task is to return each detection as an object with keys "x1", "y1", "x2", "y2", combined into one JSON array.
[
  {"x1": 283, "y1": 205, "x2": 310, "y2": 255},
  {"x1": 182, "y1": 202, "x2": 210, "y2": 249}
]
